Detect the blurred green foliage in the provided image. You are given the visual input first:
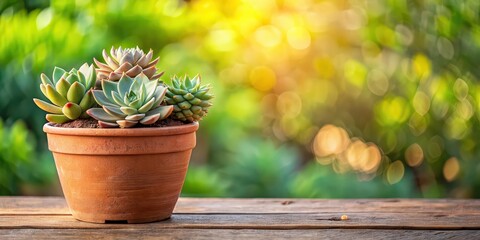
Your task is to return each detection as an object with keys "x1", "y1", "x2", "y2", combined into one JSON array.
[
  {"x1": 0, "y1": 119, "x2": 55, "y2": 195},
  {"x1": 182, "y1": 166, "x2": 228, "y2": 197},
  {"x1": 1, "y1": 0, "x2": 480, "y2": 198},
  {"x1": 222, "y1": 139, "x2": 299, "y2": 197},
  {"x1": 0, "y1": 120, "x2": 32, "y2": 194}
]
